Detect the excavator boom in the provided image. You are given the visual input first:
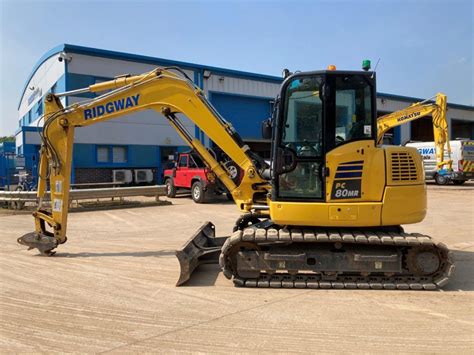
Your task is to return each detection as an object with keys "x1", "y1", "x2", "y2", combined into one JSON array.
[
  {"x1": 377, "y1": 93, "x2": 452, "y2": 172},
  {"x1": 19, "y1": 68, "x2": 268, "y2": 259}
]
